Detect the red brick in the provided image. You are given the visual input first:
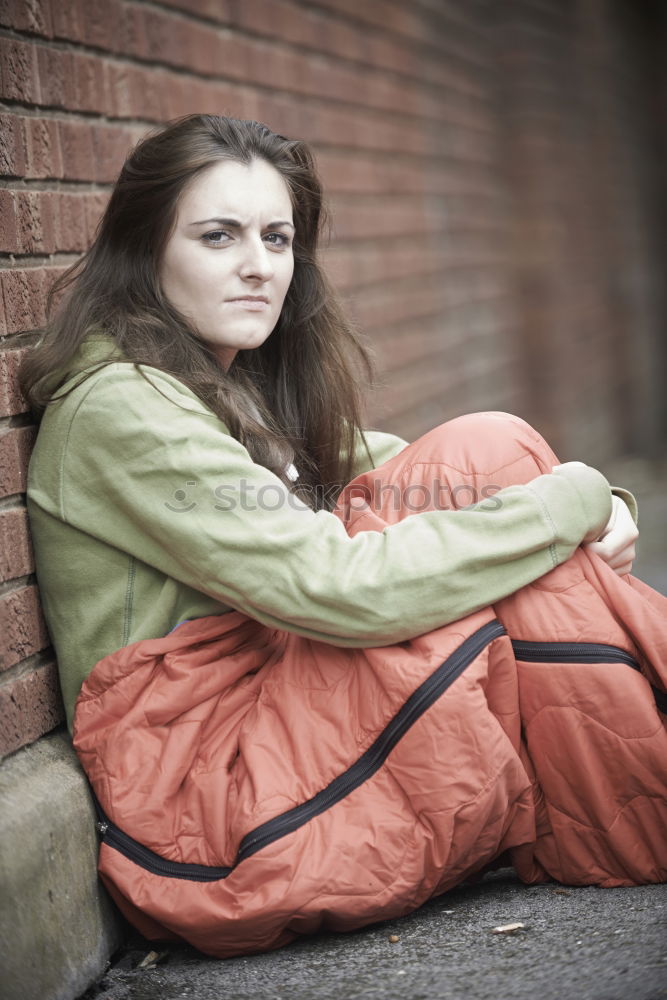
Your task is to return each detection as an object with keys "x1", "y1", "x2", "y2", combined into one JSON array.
[
  {"x1": 83, "y1": 191, "x2": 109, "y2": 244},
  {"x1": 104, "y1": 63, "x2": 133, "y2": 118},
  {"x1": 2, "y1": 22, "x2": 457, "y2": 129},
  {"x1": 160, "y1": 76, "x2": 199, "y2": 121},
  {"x1": 139, "y1": 6, "x2": 195, "y2": 68},
  {"x1": 0, "y1": 660, "x2": 64, "y2": 758},
  {"x1": 236, "y1": 0, "x2": 312, "y2": 47},
  {"x1": 331, "y1": 198, "x2": 434, "y2": 242},
  {"x1": 51, "y1": 191, "x2": 90, "y2": 251},
  {"x1": 10, "y1": 191, "x2": 101, "y2": 254},
  {"x1": 0, "y1": 32, "x2": 451, "y2": 131},
  {"x1": 0, "y1": 267, "x2": 51, "y2": 334},
  {"x1": 0, "y1": 425, "x2": 37, "y2": 498},
  {"x1": 57, "y1": 119, "x2": 96, "y2": 178},
  {"x1": 157, "y1": 0, "x2": 233, "y2": 20},
  {"x1": 50, "y1": 0, "x2": 85, "y2": 41},
  {"x1": 119, "y1": 4, "x2": 230, "y2": 74},
  {"x1": 0, "y1": 584, "x2": 49, "y2": 672},
  {"x1": 0, "y1": 507, "x2": 34, "y2": 583},
  {"x1": 35, "y1": 45, "x2": 76, "y2": 108},
  {"x1": 161, "y1": 75, "x2": 239, "y2": 122},
  {"x1": 0, "y1": 37, "x2": 41, "y2": 103},
  {"x1": 72, "y1": 51, "x2": 110, "y2": 113},
  {"x1": 311, "y1": 0, "x2": 425, "y2": 44},
  {"x1": 209, "y1": 29, "x2": 255, "y2": 82},
  {"x1": 80, "y1": 0, "x2": 121, "y2": 51},
  {"x1": 117, "y1": 3, "x2": 150, "y2": 63},
  {"x1": 367, "y1": 33, "x2": 412, "y2": 78},
  {"x1": 320, "y1": 153, "x2": 491, "y2": 197},
  {"x1": 0, "y1": 346, "x2": 29, "y2": 417},
  {"x1": 33, "y1": 191, "x2": 58, "y2": 252},
  {"x1": 188, "y1": 19, "x2": 228, "y2": 76},
  {"x1": 232, "y1": 0, "x2": 448, "y2": 89},
  {"x1": 0, "y1": 190, "x2": 20, "y2": 253},
  {"x1": 12, "y1": 191, "x2": 55, "y2": 253},
  {"x1": 122, "y1": 7, "x2": 243, "y2": 83},
  {"x1": 24, "y1": 115, "x2": 63, "y2": 179},
  {"x1": 151, "y1": 67, "x2": 187, "y2": 119},
  {"x1": 352, "y1": 279, "x2": 448, "y2": 332},
  {"x1": 0, "y1": 0, "x2": 53, "y2": 36},
  {"x1": 375, "y1": 320, "x2": 458, "y2": 375},
  {"x1": 91, "y1": 124, "x2": 136, "y2": 183},
  {"x1": 34, "y1": 47, "x2": 111, "y2": 115},
  {"x1": 106, "y1": 61, "x2": 165, "y2": 119},
  {"x1": 0, "y1": 113, "x2": 27, "y2": 177},
  {"x1": 324, "y1": 244, "x2": 450, "y2": 291},
  {"x1": 236, "y1": 0, "x2": 365, "y2": 64}
]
